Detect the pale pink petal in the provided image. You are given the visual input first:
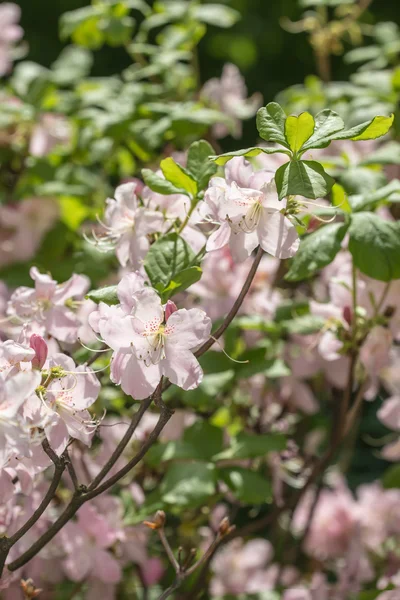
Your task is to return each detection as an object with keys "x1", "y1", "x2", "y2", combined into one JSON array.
[
  {"x1": 206, "y1": 221, "x2": 231, "y2": 252},
  {"x1": 117, "y1": 272, "x2": 146, "y2": 312},
  {"x1": 29, "y1": 266, "x2": 57, "y2": 299},
  {"x1": 166, "y1": 308, "x2": 211, "y2": 350},
  {"x1": 131, "y1": 288, "x2": 163, "y2": 331},
  {"x1": 93, "y1": 549, "x2": 122, "y2": 583},
  {"x1": 114, "y1": 182, "x2": 138, "y2": 211},
  {"x1": 45, "y1": 416, "x2": 69, "y2": 456},
  {"x1": 377, "y1": 396, "x2": 400, "y2": 431},
  {"x1": 229, "y1": 230, "x2": 258, "y2": 262},
  {"x1": 120, "y1": 355, "x2": 161, "y2": 400},
  {"x1": 162, "y1": 347, "x2": 203, "y2": 390},
  {"x1": 99, "y1": 314, "x2": 138, "y2": 352},
  {"x1": 258, "y1": 212, "x2": 299, "y2": 259}
]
